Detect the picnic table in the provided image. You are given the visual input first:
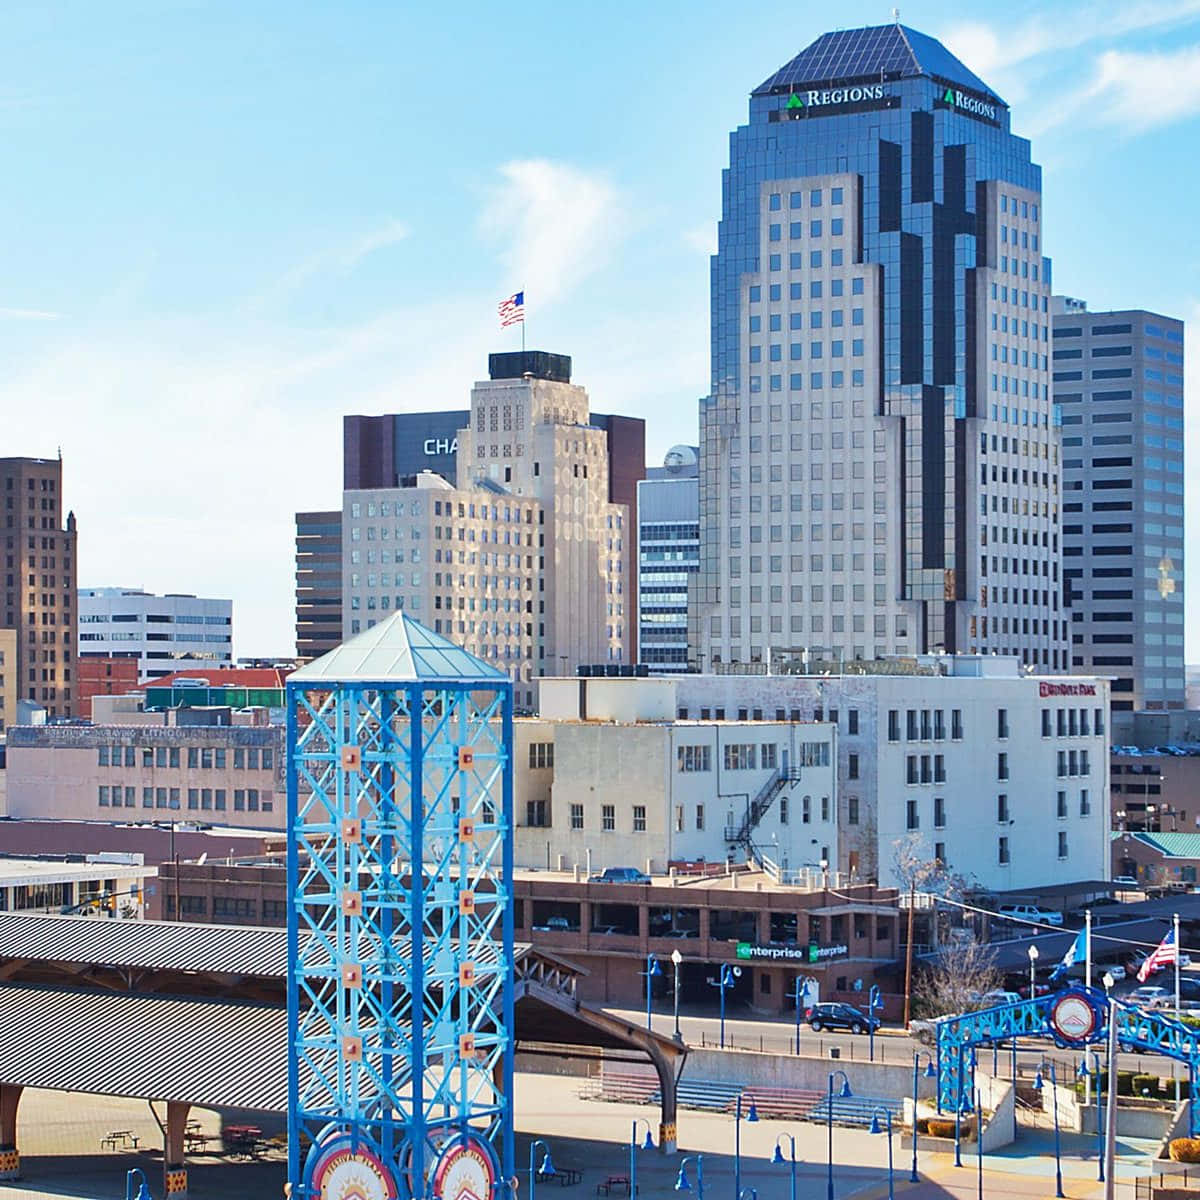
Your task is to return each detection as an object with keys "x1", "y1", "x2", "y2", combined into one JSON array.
[
  {"x1": 222, "y1": 1124, "x2": 263, "y2": 1156},
  {"x1": 596, "y1": 1175, "x2": 629, "y2": 1195},
  {"x1": 538, "y1": 1166, "x2": 581, "y2": 1187},
  {"x1": 100, "y1": 1130, "x2": 140, "y2": 1151}
]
